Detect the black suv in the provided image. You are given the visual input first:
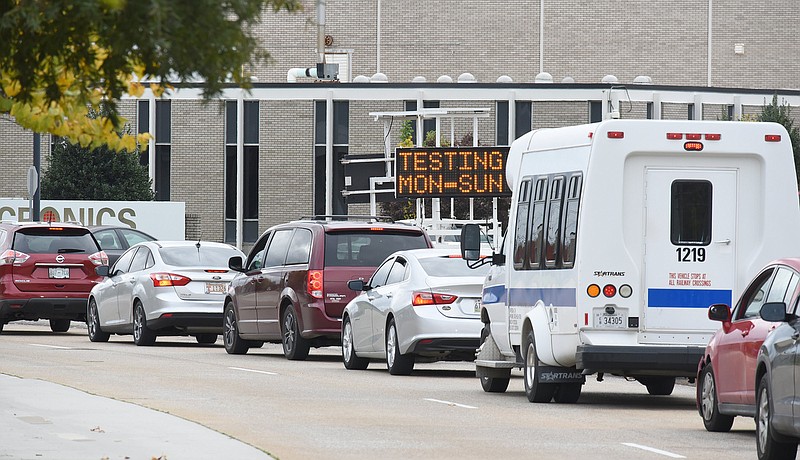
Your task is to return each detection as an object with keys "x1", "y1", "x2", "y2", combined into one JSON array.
[
  {"x1": 223, "y1": 217, "x2": 432, "y2": 359},
  {"x1": 0, "y1": 222, "x2": 107, "y2": 333}
]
